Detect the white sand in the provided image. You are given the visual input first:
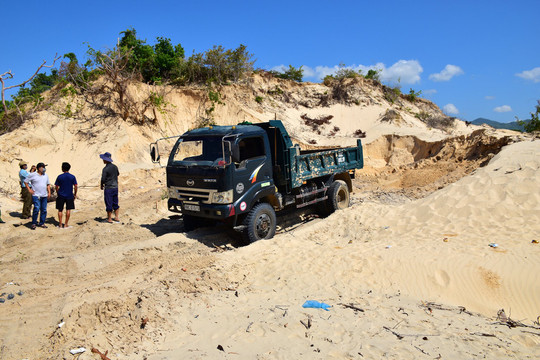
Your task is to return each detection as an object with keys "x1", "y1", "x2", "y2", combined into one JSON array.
[{"x1": 0, "y1": 76, "x2": 538, "y2": 359}]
